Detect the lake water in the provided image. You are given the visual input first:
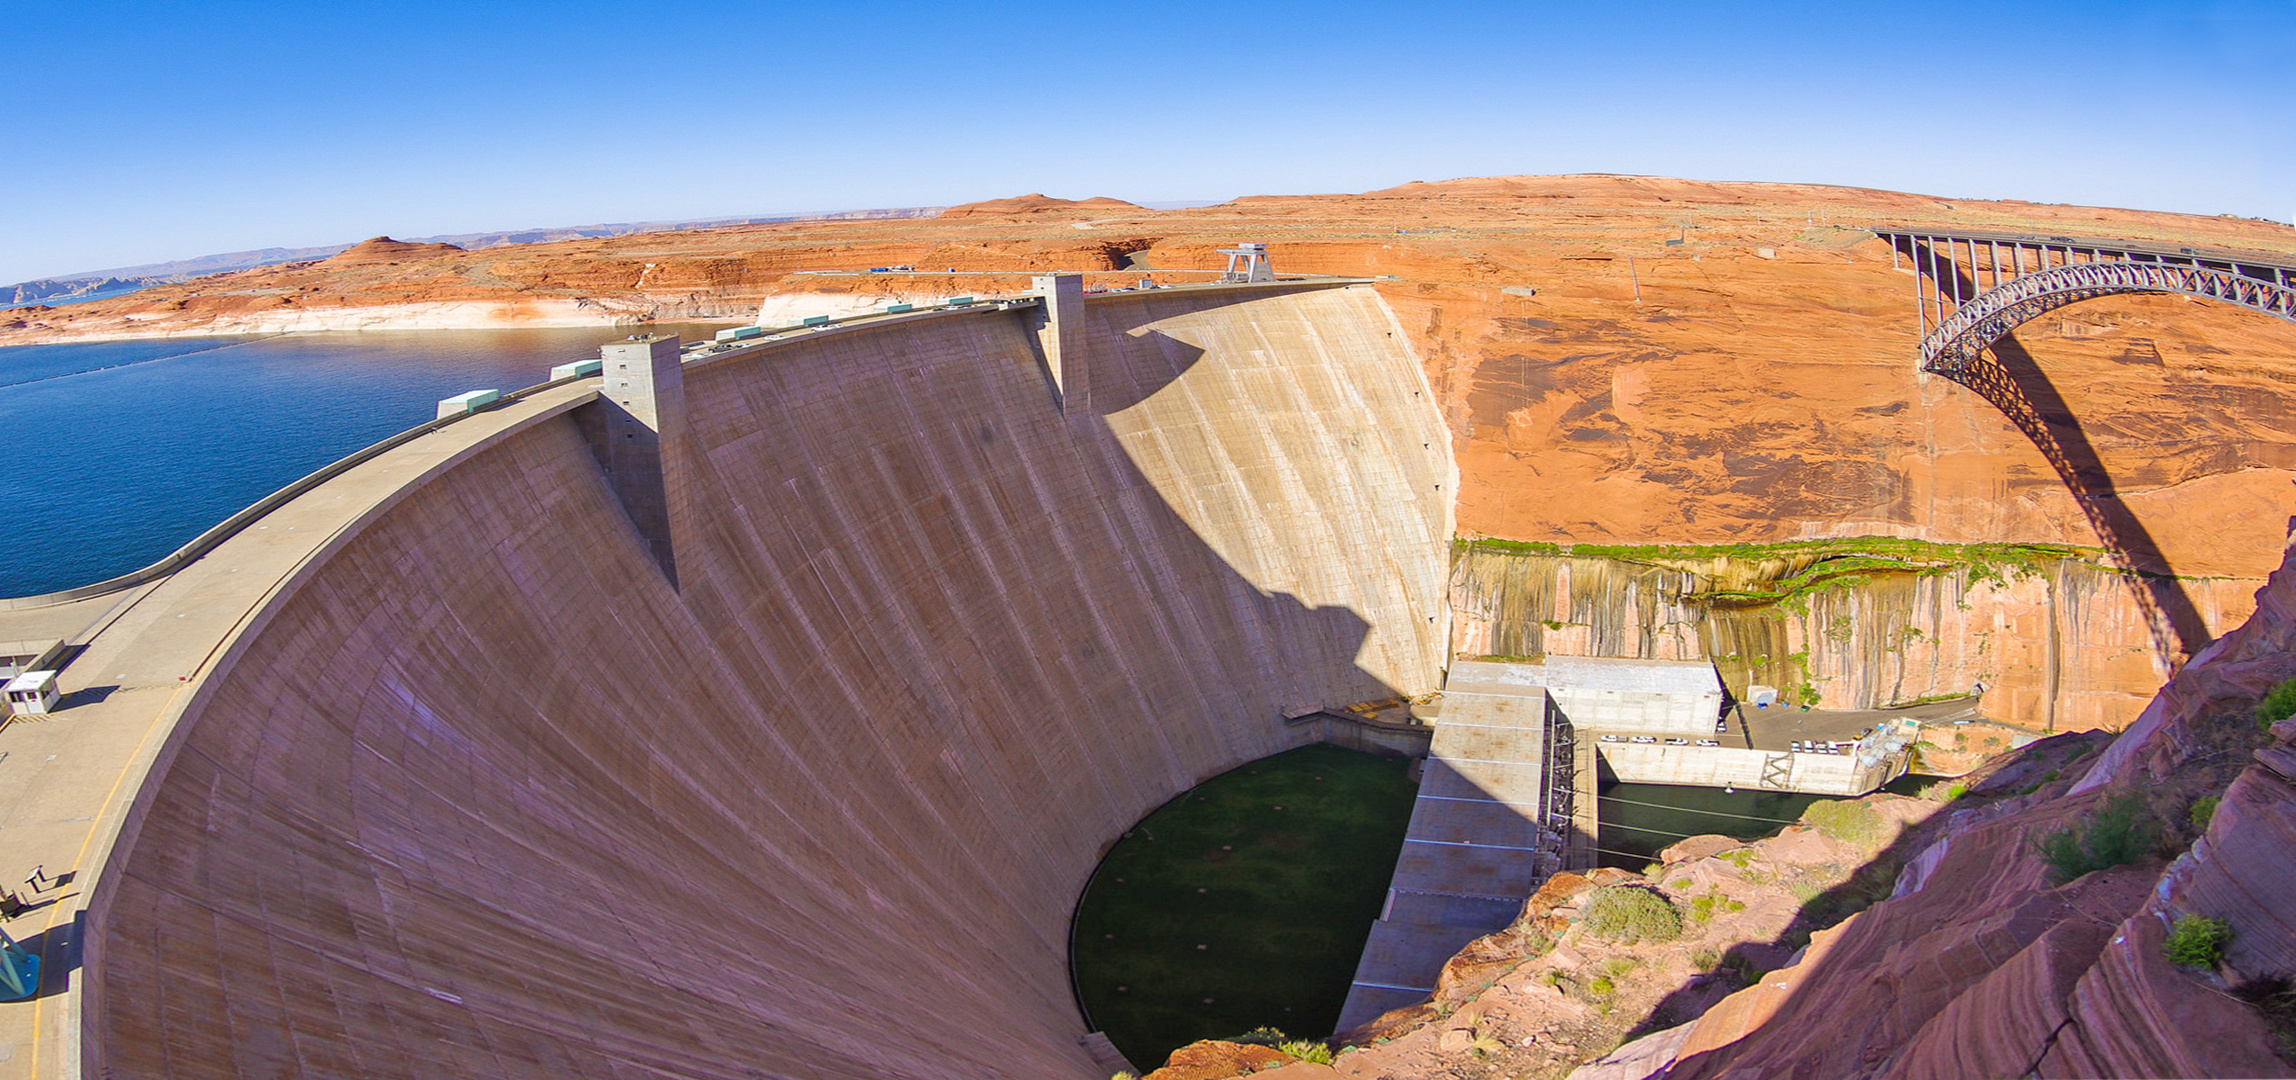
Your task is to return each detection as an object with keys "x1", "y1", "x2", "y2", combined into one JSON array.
[{"x1": 0, "y1": 325, "x2": 729, "y2": 597}]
